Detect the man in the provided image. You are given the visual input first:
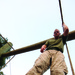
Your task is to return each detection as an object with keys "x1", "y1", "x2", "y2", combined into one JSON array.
[{"x1": 26, "y1": 23, "x2": 69, "y2": 75}]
